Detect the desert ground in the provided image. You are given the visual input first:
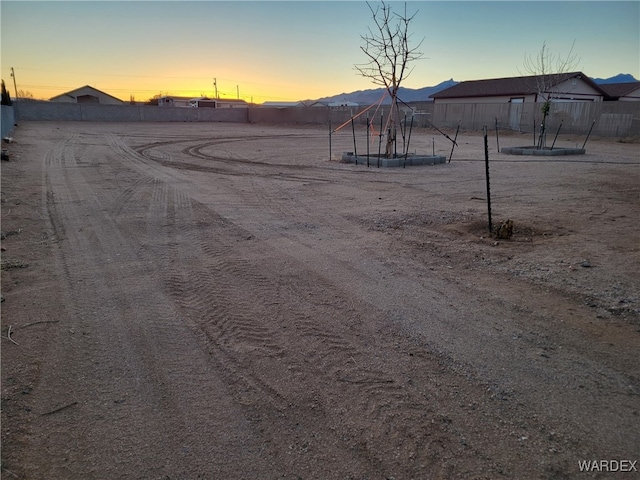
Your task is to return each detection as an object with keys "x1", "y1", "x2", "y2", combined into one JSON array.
[{"x1": 1, "y1": 121, "x2": 638, "y2": 479}]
